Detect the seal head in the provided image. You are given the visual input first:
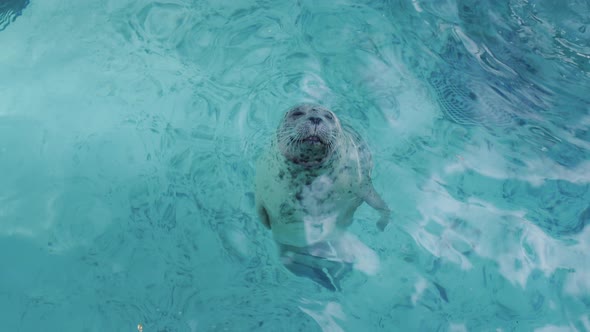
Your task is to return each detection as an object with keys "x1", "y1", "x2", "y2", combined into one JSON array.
[{"x1": 276, "y1": 104, "x2": 341, "y2": 168}]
